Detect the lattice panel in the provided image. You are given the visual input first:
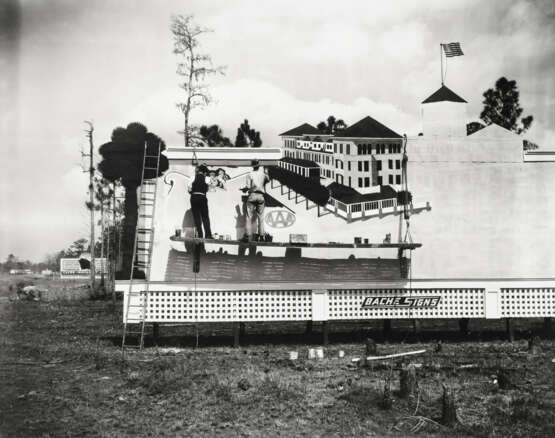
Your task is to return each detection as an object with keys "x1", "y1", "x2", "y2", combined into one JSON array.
[
  {"x1": 500, "y1": 288, "x2": 555, "y2": 317},
  {"x1": 142, "y1": 290, "x2": 312, "y2": 322},
  {"x1": 328, "y1": 288, "x2": 485, "y2": 320}
]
